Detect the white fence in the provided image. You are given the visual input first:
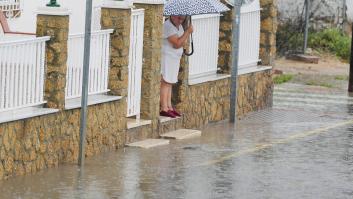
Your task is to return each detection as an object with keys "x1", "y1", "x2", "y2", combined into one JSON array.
[
  {"x1": 0, "y1": 0, "x2": 21, "y2": 18},
  {"x1": 188, "y1": 14, "x2": 220, "y2": 79},
  {"x1": 0, "y1": 36, "x2": 49, "y2": 112},
  {"x1": 66, "y1": 29, "x2": 113, "y2": 100},
  {"x1": 239, "y1": 0, "x2": 261, "y2": 69},
  {"x1": 127, "y1": 9, "x2": 144, "y2": 118}
]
